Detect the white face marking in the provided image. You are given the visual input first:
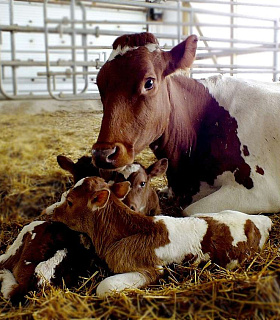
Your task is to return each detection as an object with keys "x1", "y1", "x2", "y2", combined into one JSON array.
[
  {"x1": 0, "y1": 269, "x2": 17, "y2": 299},
  {"x1": 119, "y1": 164, "x2": 141, "y2": 179},
  {"x1": 35, "y1": 249, "x2": 68, "y2": 286},
  {"x1": 154, "y1": 216, "x2": 209, "y2": 265},
  {"x1": 0, "y1": 221, "x2": 45, "y2": 264},
  {"x1": 73, "y1": 177, "x2": 86, "y2": 188},
  {"x1": 45, "y1": 190, "x2": 70, "y2": 215},
  {"x1": 108, "y1": 43, "x2": 159, "y2": 62}
]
